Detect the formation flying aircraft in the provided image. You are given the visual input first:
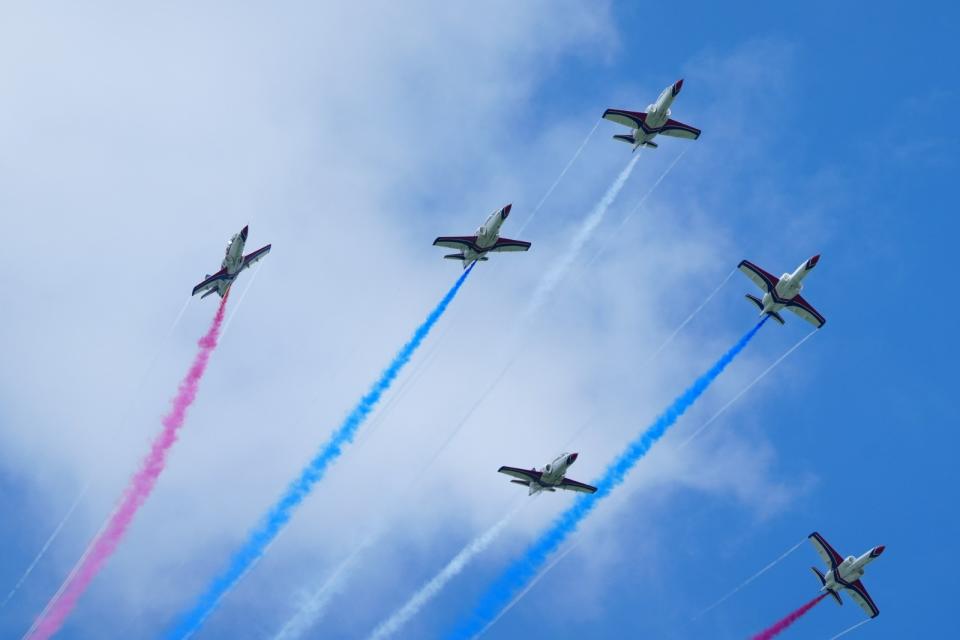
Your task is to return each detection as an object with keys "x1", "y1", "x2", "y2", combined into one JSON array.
[
  {"x1": 738, "y1": 255, "x2": 826, "y2": 328},
  {"x1": 809, "y1": 531, "x2": 885, "y2": 619},
  {"x1": 191, "y1": 225, "x2": 272, "y2": 299},
  {"x1": 498, "y1": 453, "x2": 597, "y2": 496},
  {"x1": 433, "y1": 204, "x2": 531, "y2": 269},
  {"x1": 602, "y1": 79, "x2": 701, "y2": 151}
]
